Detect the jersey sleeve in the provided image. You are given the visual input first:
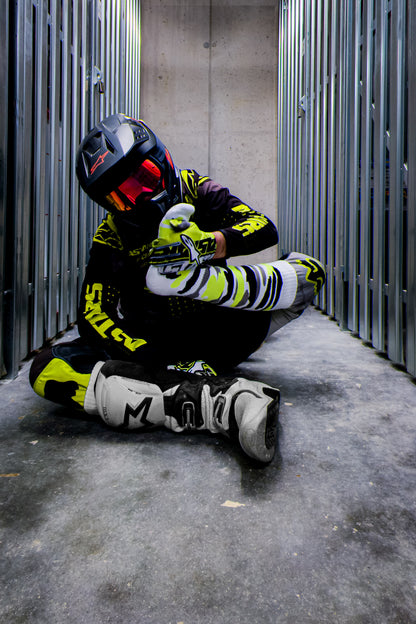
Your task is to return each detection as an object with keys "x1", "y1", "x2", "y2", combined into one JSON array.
[{"x1": 181, "y1": 170, "x2": 278, "y2": 257}]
